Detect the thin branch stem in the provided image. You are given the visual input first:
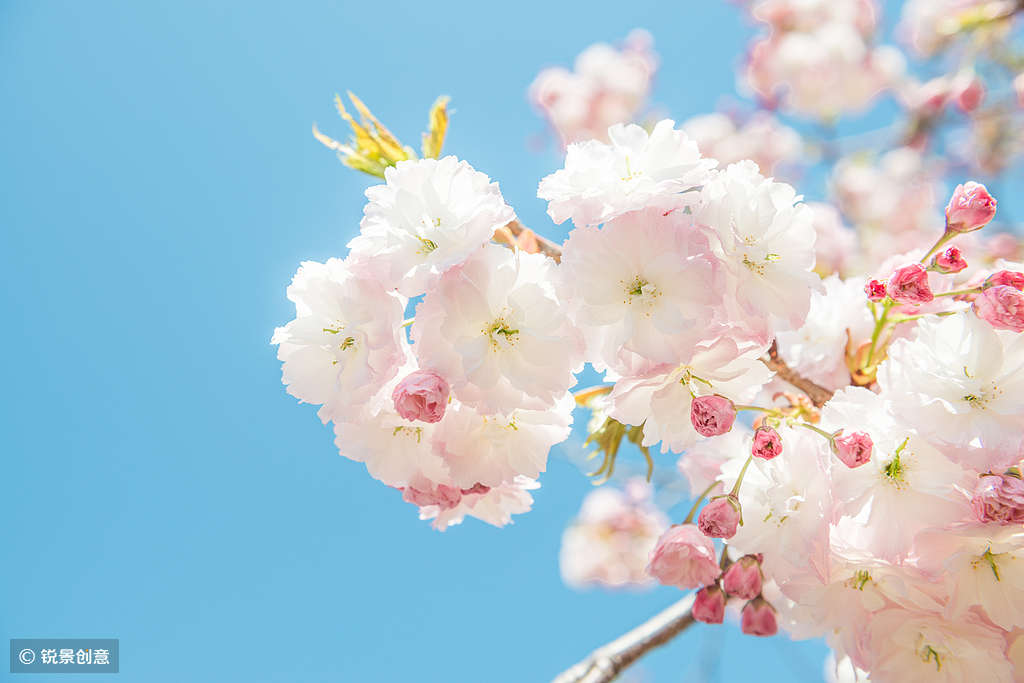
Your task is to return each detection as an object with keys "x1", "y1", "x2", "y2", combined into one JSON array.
[
  {"x1": 505, "y1": 219, "x2": 563, "y2": 263},
  {"x1": 551, "y1": 593, "x2": 697, "y2": 683},
  {"x1": 683, "y1": 480, "x2": 721, "y2": 524},
  {"x1": 761, "y1": 341, "x2": 834, "y2": 408}
]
